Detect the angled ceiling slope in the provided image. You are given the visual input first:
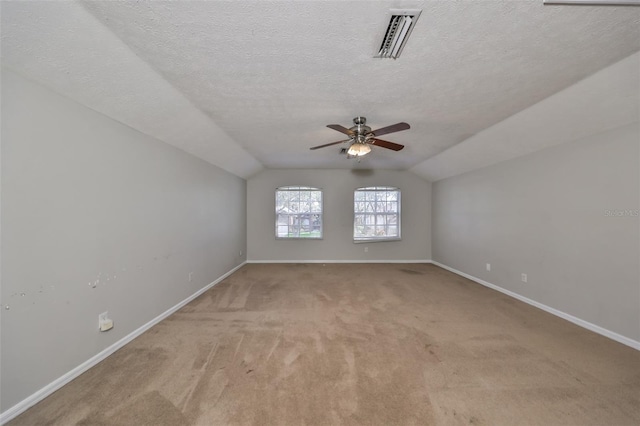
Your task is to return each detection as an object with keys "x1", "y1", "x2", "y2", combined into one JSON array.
[
  {"x1": 1, "y1": 1, "x2": 262, "y2": 179},
  {"x1": 411, "y1": 51, "x2": 640, "y2": 181},
  {"x1": 2, "y1": 1, "x2": 639, "y2": 179}
]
